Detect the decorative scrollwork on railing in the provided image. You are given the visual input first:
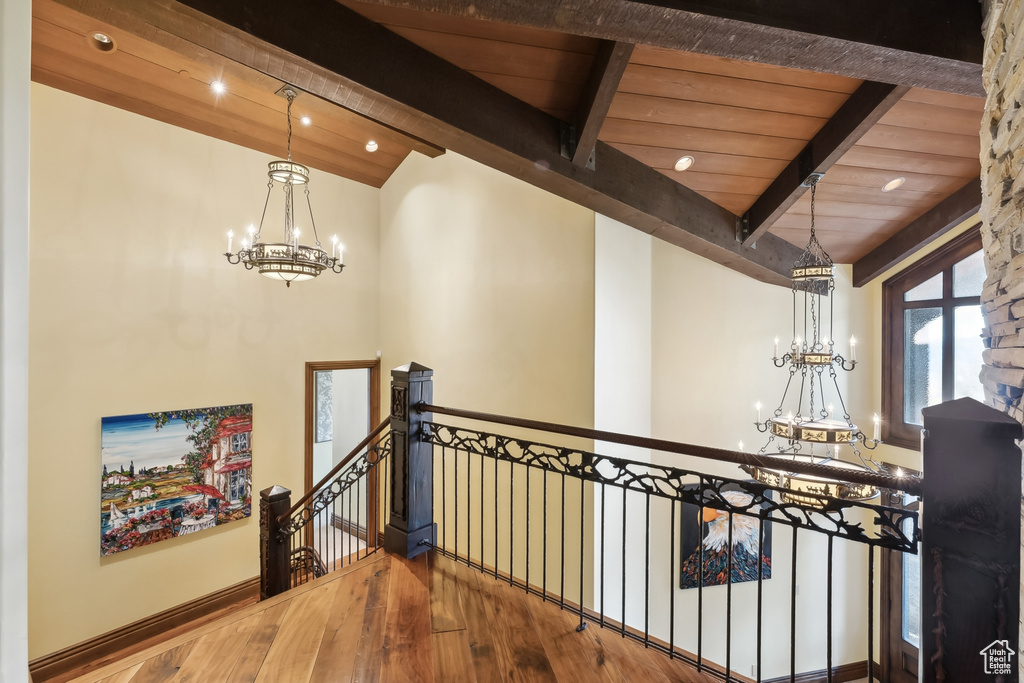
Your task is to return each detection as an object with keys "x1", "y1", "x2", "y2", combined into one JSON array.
[
  {"x1": 423, "y1": 422, "x2": 918, "y2": 552},
  {"x1": 279, "y1": 432, "x2": 392, "y2": 539}
]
